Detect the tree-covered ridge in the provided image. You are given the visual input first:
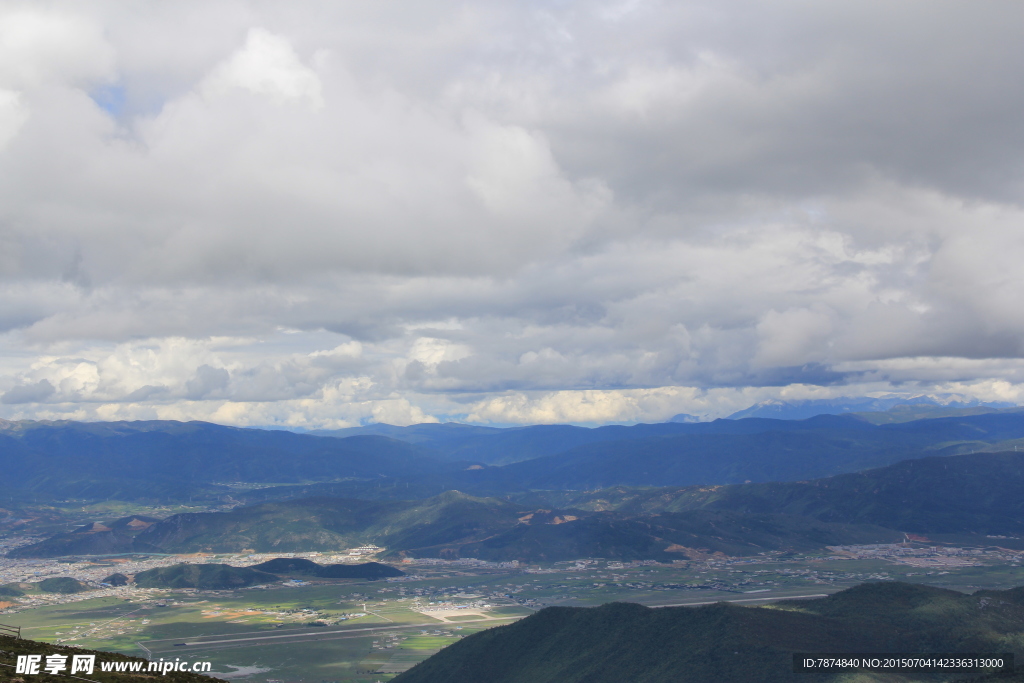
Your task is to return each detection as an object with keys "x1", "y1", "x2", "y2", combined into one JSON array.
[
  {"x1": 133, "y1": 563, "x2": 280, "y2": 590},
  {"x1": 130, "y1": 559, "x2": 403, "y2": 589},
  {"x1": 544, "y1": 450, "x2": 1024, "y2": 535},
  {"x1": 11, "y1": 489, "x2": 902, "y2": 561},
  {"x1": 13, "y1": 450, "x2": 1024, "y2": 562},
  {"x1": 394, "y1": 582, "x2": 1024, "y2": 683}
]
